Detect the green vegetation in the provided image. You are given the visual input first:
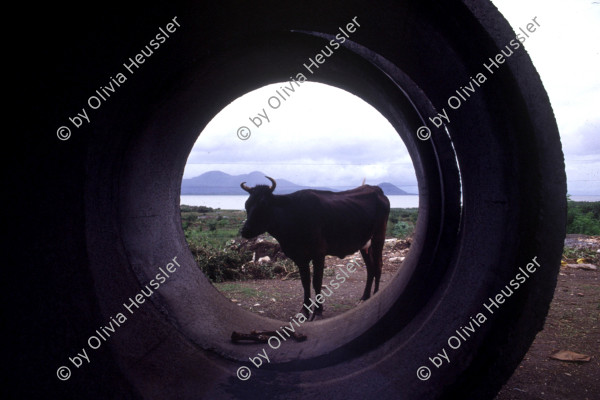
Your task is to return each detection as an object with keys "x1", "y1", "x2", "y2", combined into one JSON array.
[
  {"x1": 566, "y1": 198, "x2": 600, "y2": 235},
  {"x1": 182, "y1": 200, "x2": 600, "y2": 283},
  {"x1": 187, "y1": 241, "x2": 252, "y2": 282},
  {"x1": 387, "y1": 208, "x2": 419, "y2": 239},
  {"x1": 562, "y1": 246, "x2": 599, "y2": 265},
  {"x1": 182, "y1": 205, "x2": 420, "y2": 282},
  {"x1": 329, "y1": 303, "x2": 353, "y2": 312},
  {"x1": 181, "y1": 206, "x2": 251, "y2": 282},
  {"x1": 218, "y1": 283, "x2": 264, "y2": 298},
  {"x1": 181, "y1": 205, "x2": 245, "y2": 248}
]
